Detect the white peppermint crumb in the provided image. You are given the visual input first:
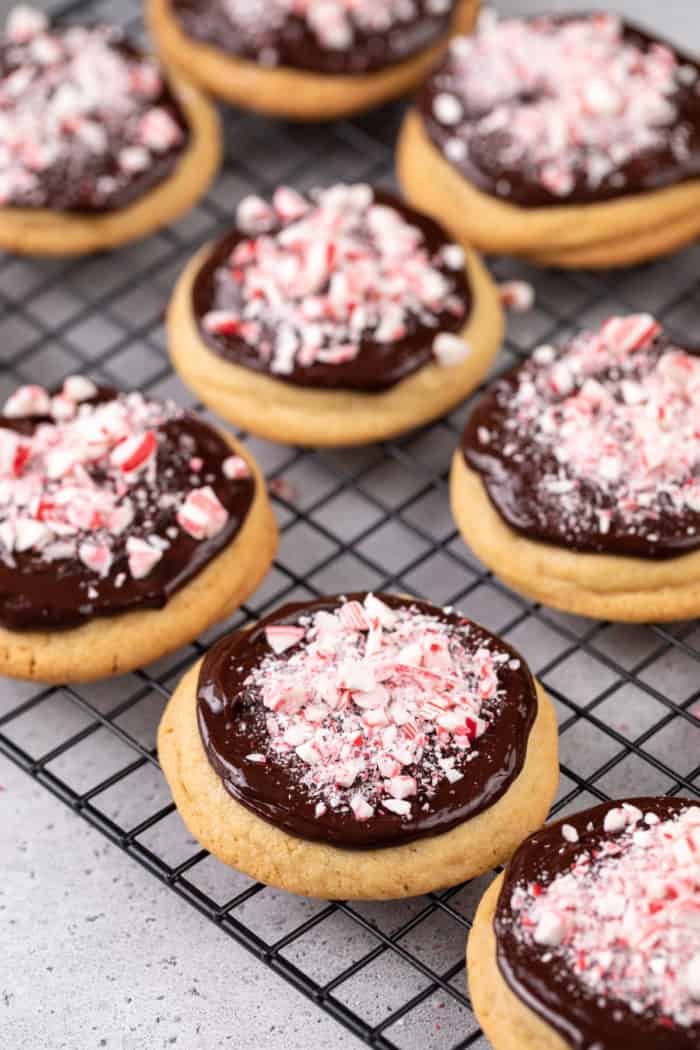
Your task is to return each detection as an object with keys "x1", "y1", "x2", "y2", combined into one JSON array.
[
  {"x1": 433, "y1": 92, "x2": 463, "y2": 125},
  {"x1": 603, "y1": 807, "x2": 627, "y2": 834}
]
